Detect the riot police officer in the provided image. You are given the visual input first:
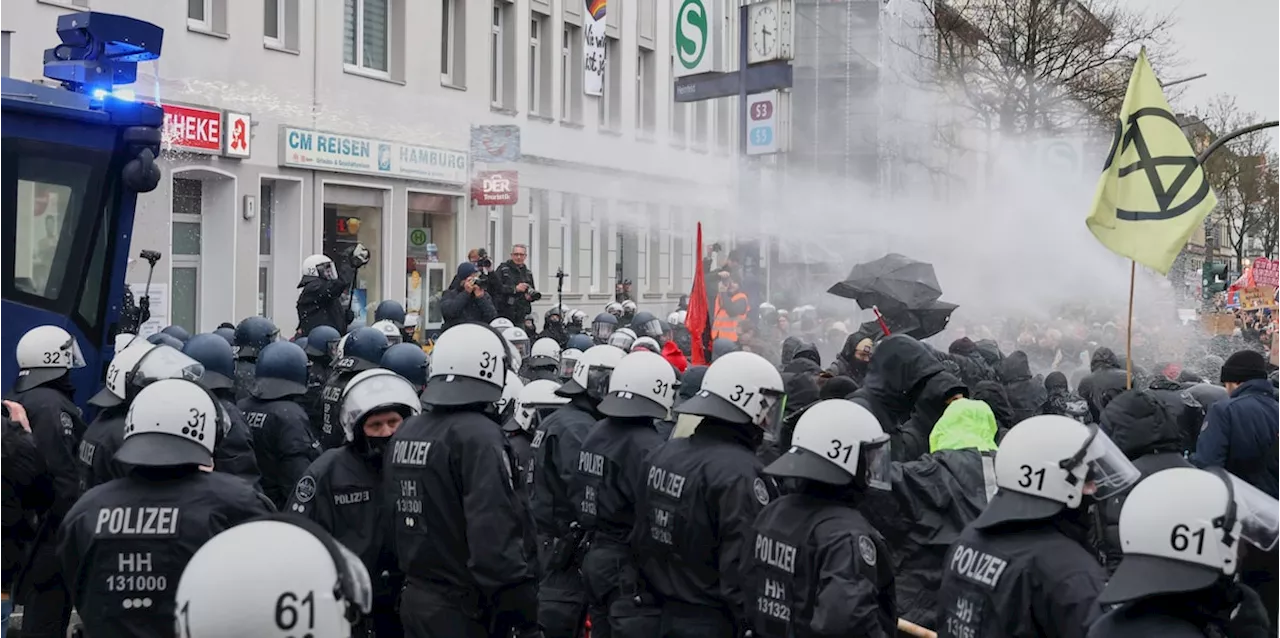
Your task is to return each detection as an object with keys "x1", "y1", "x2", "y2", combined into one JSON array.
[
  {"x1": 182, "y1": 334, "x2": 261, "y2": 487},
  {"x1": 524, "y1": 338, "x2": 562, "y2": 382},
  {"x1": 381, "y1": 342, "x2": 430, "y2": 394},
  {"x1": 629, "y1": 311, "x2": 663, "y2": 340},
  {"x1": 297, "y1": 246, "x2": 367, "y2": 335},
  {"x1": 745, "y1": 399, "x2": 897, "y2": 638},
  {"x1": 238, "y1": 342, "x2": 322, "y2": 509},
  {"x1": 592, "y1": 313, "x2": 619, "y2": 345},
  {"x1": 509, "y1": 379, "x2": 568, "y2": 486},
  {"x1": 303, "y1": 324, "x2": 343, "y2": 429},
  {"x1": 631, "y1": 351, "x2": 785, "y2": 637},
  {"x1": 372, "y1": 319, "x2": 405, "y2": 346},
  {"x1": 936, "y1": 415, "x2": 1140, "y2": 638},
  {"x1": 286, "y1": 369, "x2": 421, "y2": 637},
  {"x1": 1088, "y1": 467, "x2": 1276, "y2": 637},
  {"x1": 318, "y1": 327, "x2": 390, "y2": 450},
  {"x1": 572, "y1": 351, "x2": 677, "y2": 638},
  {"x1": 56, "y1": 379, "x2": 274, "y2": 638},
  {"x1": 79, "y1": 343, "x2": 204, "y2": 490},
  {"x1": 375, "y1": 298, "x2": 415, "y2": 344},
  {"x1": 532, "y1": 345, "x2": 625, "y2": 636},
  {"x1": 175, "y1": 516, "x2": 373, "y2": 638},
  {"x1": 8, "y1": 326, "x2": 87, "y2": 638},
  {"x1": 232, "y1": 316, "x2": 280, "y2": 402},
  {"x1": 388, "y1": 324, "x2": 539, "y2": 637}
]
